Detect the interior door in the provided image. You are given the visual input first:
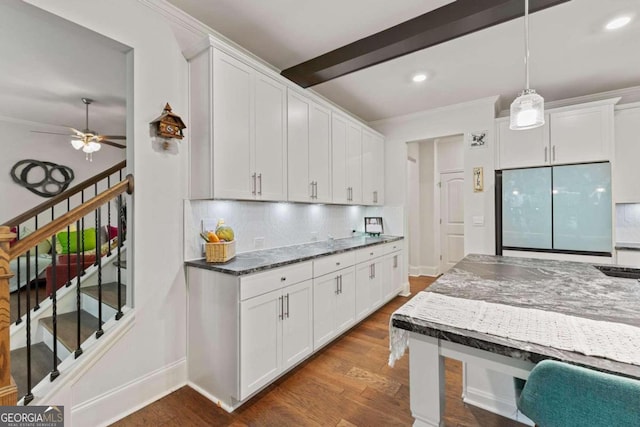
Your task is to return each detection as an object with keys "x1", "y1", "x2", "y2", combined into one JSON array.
[{"x1": 440, "y1": 171, "x2": 465, "y2": 274}]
